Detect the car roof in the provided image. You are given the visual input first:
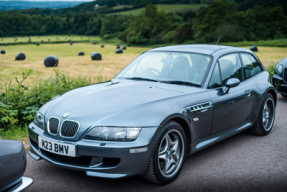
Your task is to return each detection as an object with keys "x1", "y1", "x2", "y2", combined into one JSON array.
[{"x1": 147, "y1": 44, "x2": 248, "y2": 55}]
